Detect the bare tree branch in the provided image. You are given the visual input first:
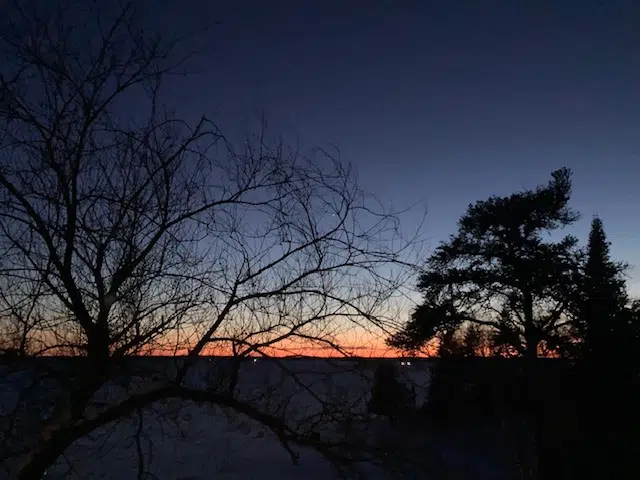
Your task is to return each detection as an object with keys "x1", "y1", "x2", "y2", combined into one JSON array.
[{"x1": 0, "y1": 2, "x2": 425, "y2": 478}]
